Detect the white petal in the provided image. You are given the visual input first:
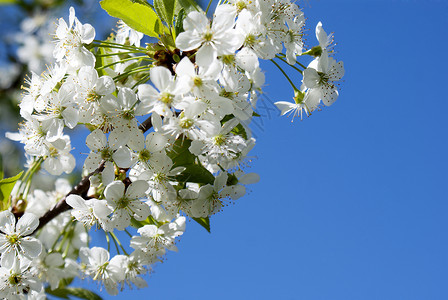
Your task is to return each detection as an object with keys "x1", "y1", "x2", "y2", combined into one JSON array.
[
  {"x1": 81, "y1": 23, "x2": 95, "y2": 44},
  {"x1": 274, "y1": 101, "x2": 295, "y2": 116},
  {"x1": 96, "y1": 76, "x2": 115, "y2": 95},
  {"x1": 16, "y1": 213, "x2": 39, "y2": 236},
  {"x1": 303, "y1": 68, "x2": 320, "y2": 89},
  {"x1": 175, "y1": 57, "x2": 196, "y2": 77},
  {"x1": 62, "y1": 107, "x2": 79, "y2": 129},
  {"x1": 109, "y1": 128, "x2": 130, "y2": 150},
  {"x1": 239, "y1": 173, "x2": 260, "y2": 185},
  {"x1": 84, "y1": 152, "x2": 102, "y2": 172},
  {"x1": 86, "y1": 129, "x2": 106, "y2": 151},
  {"x1": 90, "y1": 247, "x2": 109, "y2": 265},
  {"x1": 45, "y1": 252, "x2": 64, "y2": 267},
  {"x1": 221, "y1": 185, "x2": 245, "y2": 200},
  {"x1": 0, "y1": 211, "x2": 15, "y2": 234},
  {"x1": 1, "y1": 251, "x2": 16, "y2": 269},
  {"x1": 196, "y1": 44, "x2": 216, "y2": 67},
  {"x1": 214, "y1": 172, "x2": 228, "y2": 191},
  {"x1": 20, "y1": 237, "x2": 42, "y2": 258},
  {"x1": 102, "y1": 161, "x2": 115, "y2": 185},
  {"x1": 145, "y1": 132, "x2": 167, "y2": 152},
  {"x1": 66, "y1": 195, "x2": 88, "y2": 210},
  {"x1": 93, "y1": 200, "x2": 112, "y2": 218},
  {"x1": 125, "y1": 181, "x2": 149, "y2": 199},
  {"x1": 112, "y1": 147, "x2": 132, "y2": 168},
  {"x1": 130, "y1": 202, "x2": 150, "y2": 221},
  {"x1": 176, "y1": 32, "x2": 203, "y2": 51},
  {"x1": 104, "y1": 181, "x2": 125, "y2": 202},
  {"x1": 150, "y1": 67, "x2": 173, "y2": 92}
]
